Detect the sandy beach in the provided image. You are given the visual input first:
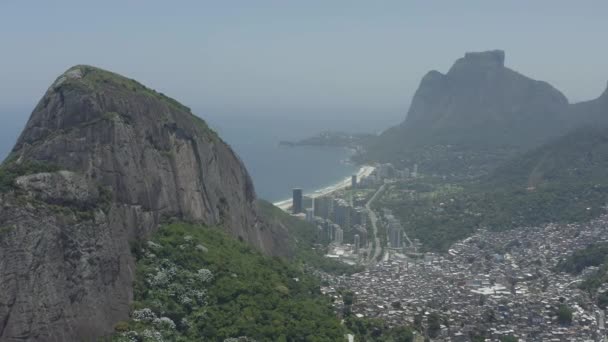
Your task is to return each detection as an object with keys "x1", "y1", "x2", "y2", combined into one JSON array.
[{"x1": 273, "y1": 165, "x2": 375, "y2": 211}]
